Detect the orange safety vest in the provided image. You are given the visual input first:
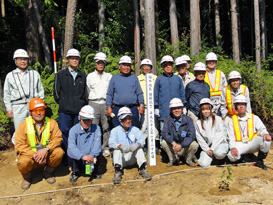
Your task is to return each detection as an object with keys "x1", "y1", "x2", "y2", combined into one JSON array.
[
  {"x1": 232, "y1": 113, "x2": 257, "y2": 141},
  {"x1": 204, "y1": 69, "x2": 222, "y2": 96},
  {"x1": 226, "y1": 84, "x2": 247, "y2": 115}
]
